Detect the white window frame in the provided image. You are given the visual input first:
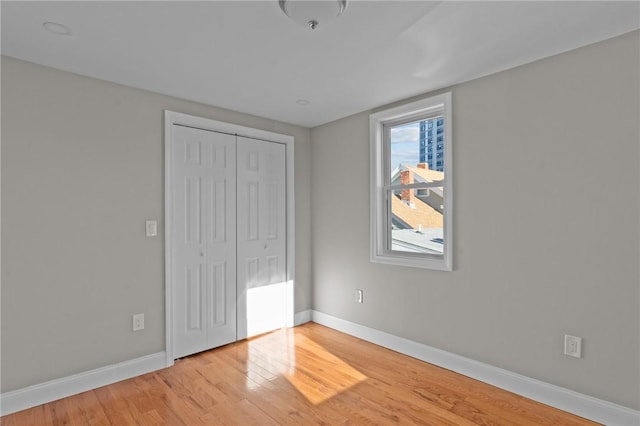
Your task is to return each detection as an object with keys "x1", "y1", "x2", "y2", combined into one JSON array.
[{"x1": 370, "y1": 92, "x2": 452, "y2": 271}]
